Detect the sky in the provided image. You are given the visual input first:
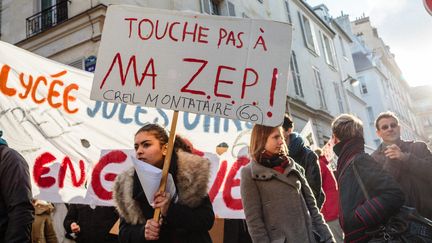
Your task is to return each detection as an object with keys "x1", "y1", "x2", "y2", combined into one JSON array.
[{"x1": 306, "y1": 0, "x2": 432, "y2": 87}]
